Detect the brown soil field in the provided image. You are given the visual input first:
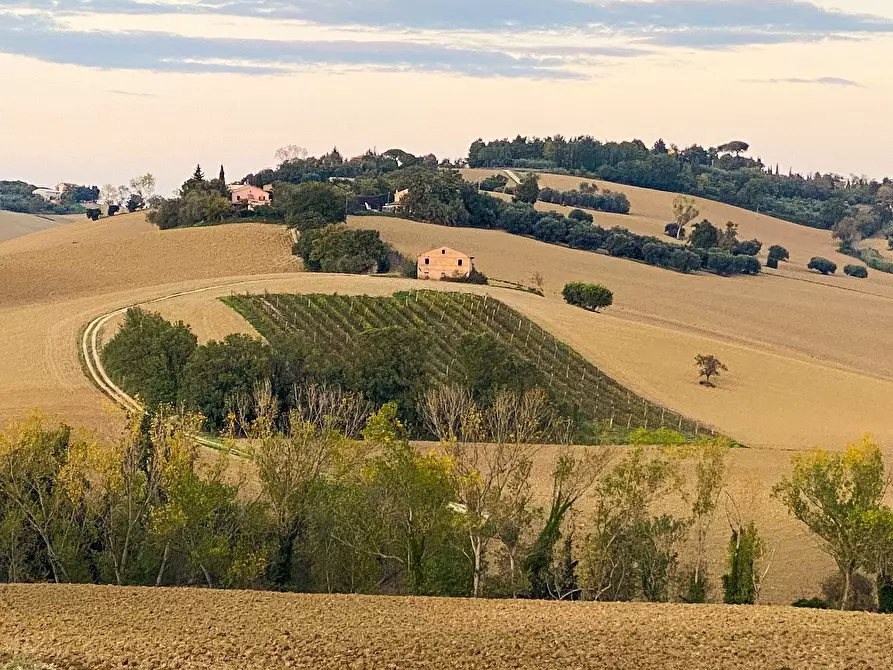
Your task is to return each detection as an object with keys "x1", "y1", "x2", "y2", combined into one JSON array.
[
  {"x1": 0, "y1": 212, "x2": 298, "y2": 308},
  {"x1": 0, "y1": 211, "x2": 79, "y2": 244},
  {"x1": 2, "y1": 584, "x2": 891, "y2": 669}
]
